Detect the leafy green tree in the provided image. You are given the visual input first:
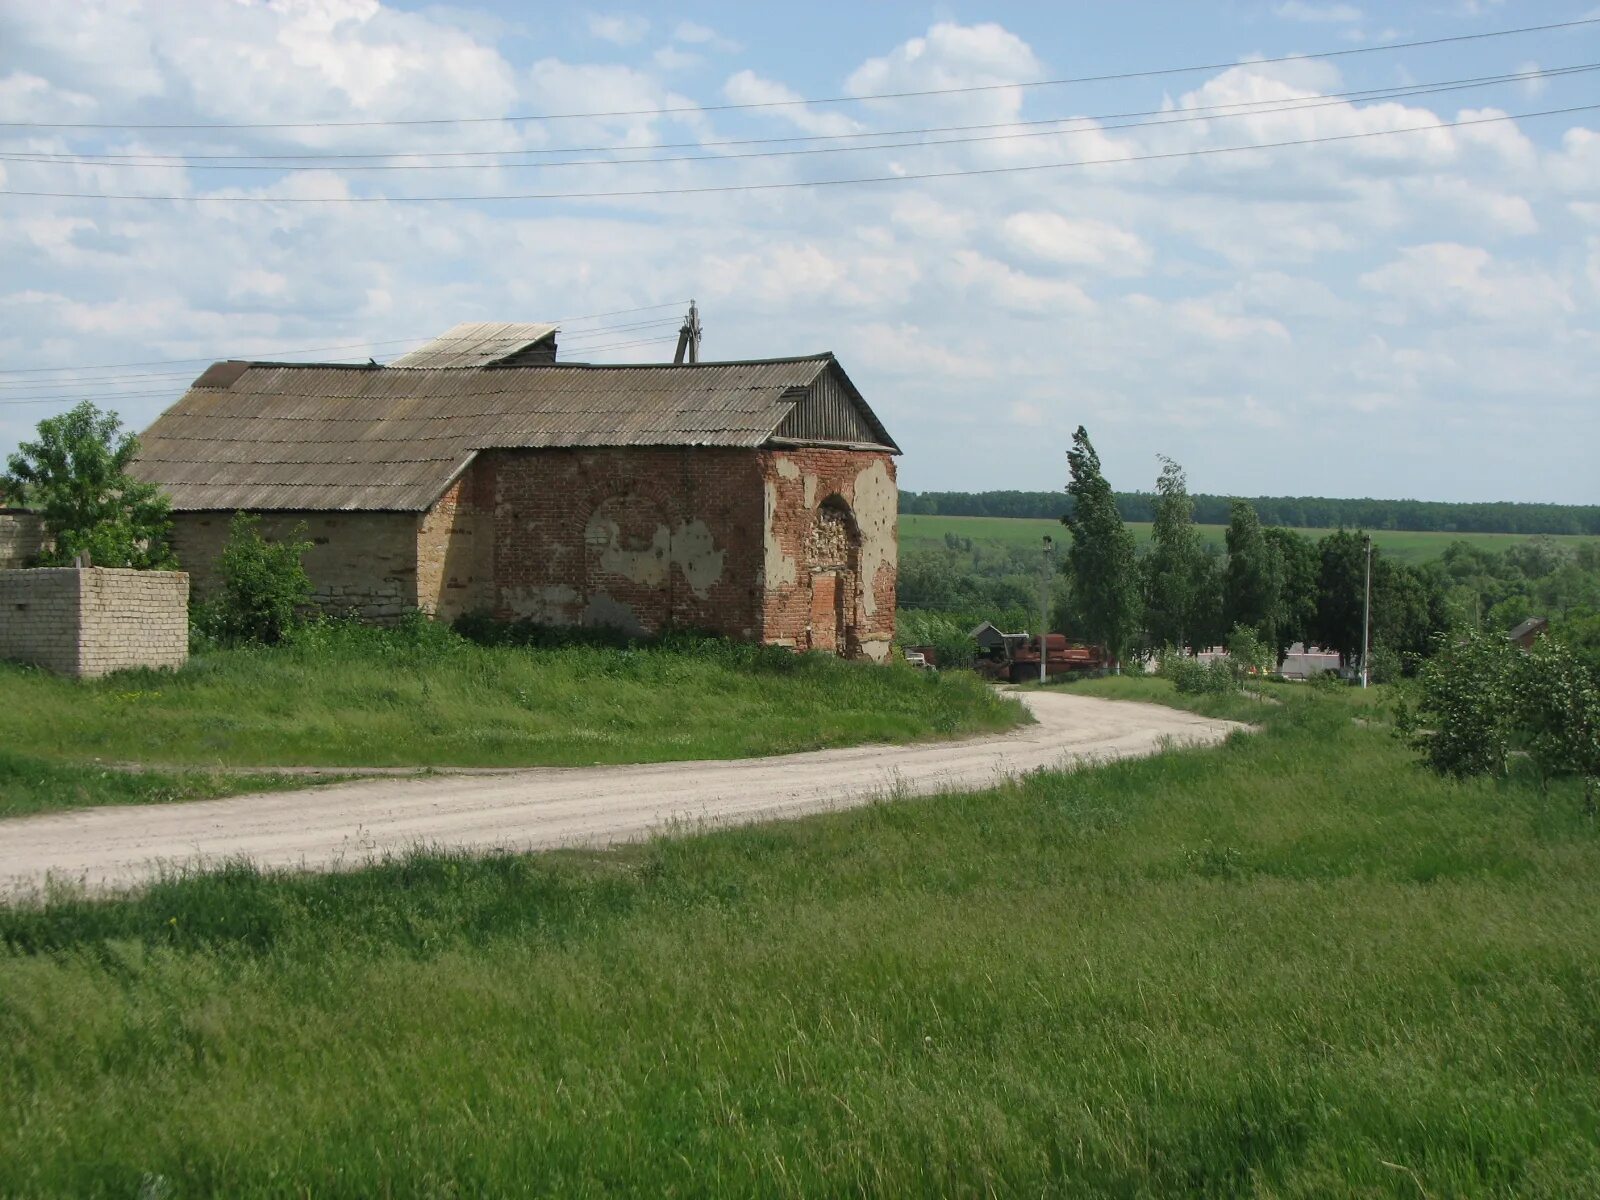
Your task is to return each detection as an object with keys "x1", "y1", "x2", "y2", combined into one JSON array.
[
  {"x1": 1402, "y1": 631, "x2": 1518, "y2": 777},
  {"x1": 1143, "y1": 455, "x2": 1210, "y2": 652},
  {"x1": 1314, "y1": 529, "x2": 1371, "y2": 665},
  {"x1": 1223, "y1": 500, "x2": 1283, "y2": 653},
  {"x1": 1, "y1": 401, "x2": 174, "y2": 569},
  {"x1": 1372, "y1": 558, "x2": 1443, "y2": 667},
  {"x1": 1265, "y1": 526, "x2": 1318, "y2": 660},
  {"x1": 1511, "y1": 637, "x2": 1600, "y2": 814},
  {"x1": 203, "y1": 513, "x2": 314, "y2": 645},
  {"x1": 1061, "y1": 426, "x2": 1141, "y2": 667}
]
